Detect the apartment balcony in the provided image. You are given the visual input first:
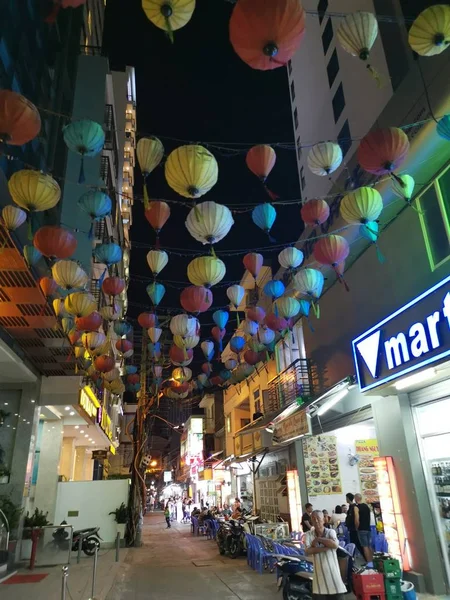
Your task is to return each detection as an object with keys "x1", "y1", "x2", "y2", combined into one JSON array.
[{"x1": 265, "y1": 358, "x2": 315, "y2": 414}]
